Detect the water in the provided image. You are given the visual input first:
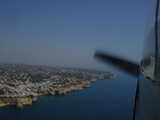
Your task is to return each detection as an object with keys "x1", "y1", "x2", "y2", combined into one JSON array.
[{"x1": 0, "y1": 72, "x2": 137, "y2": 120}]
